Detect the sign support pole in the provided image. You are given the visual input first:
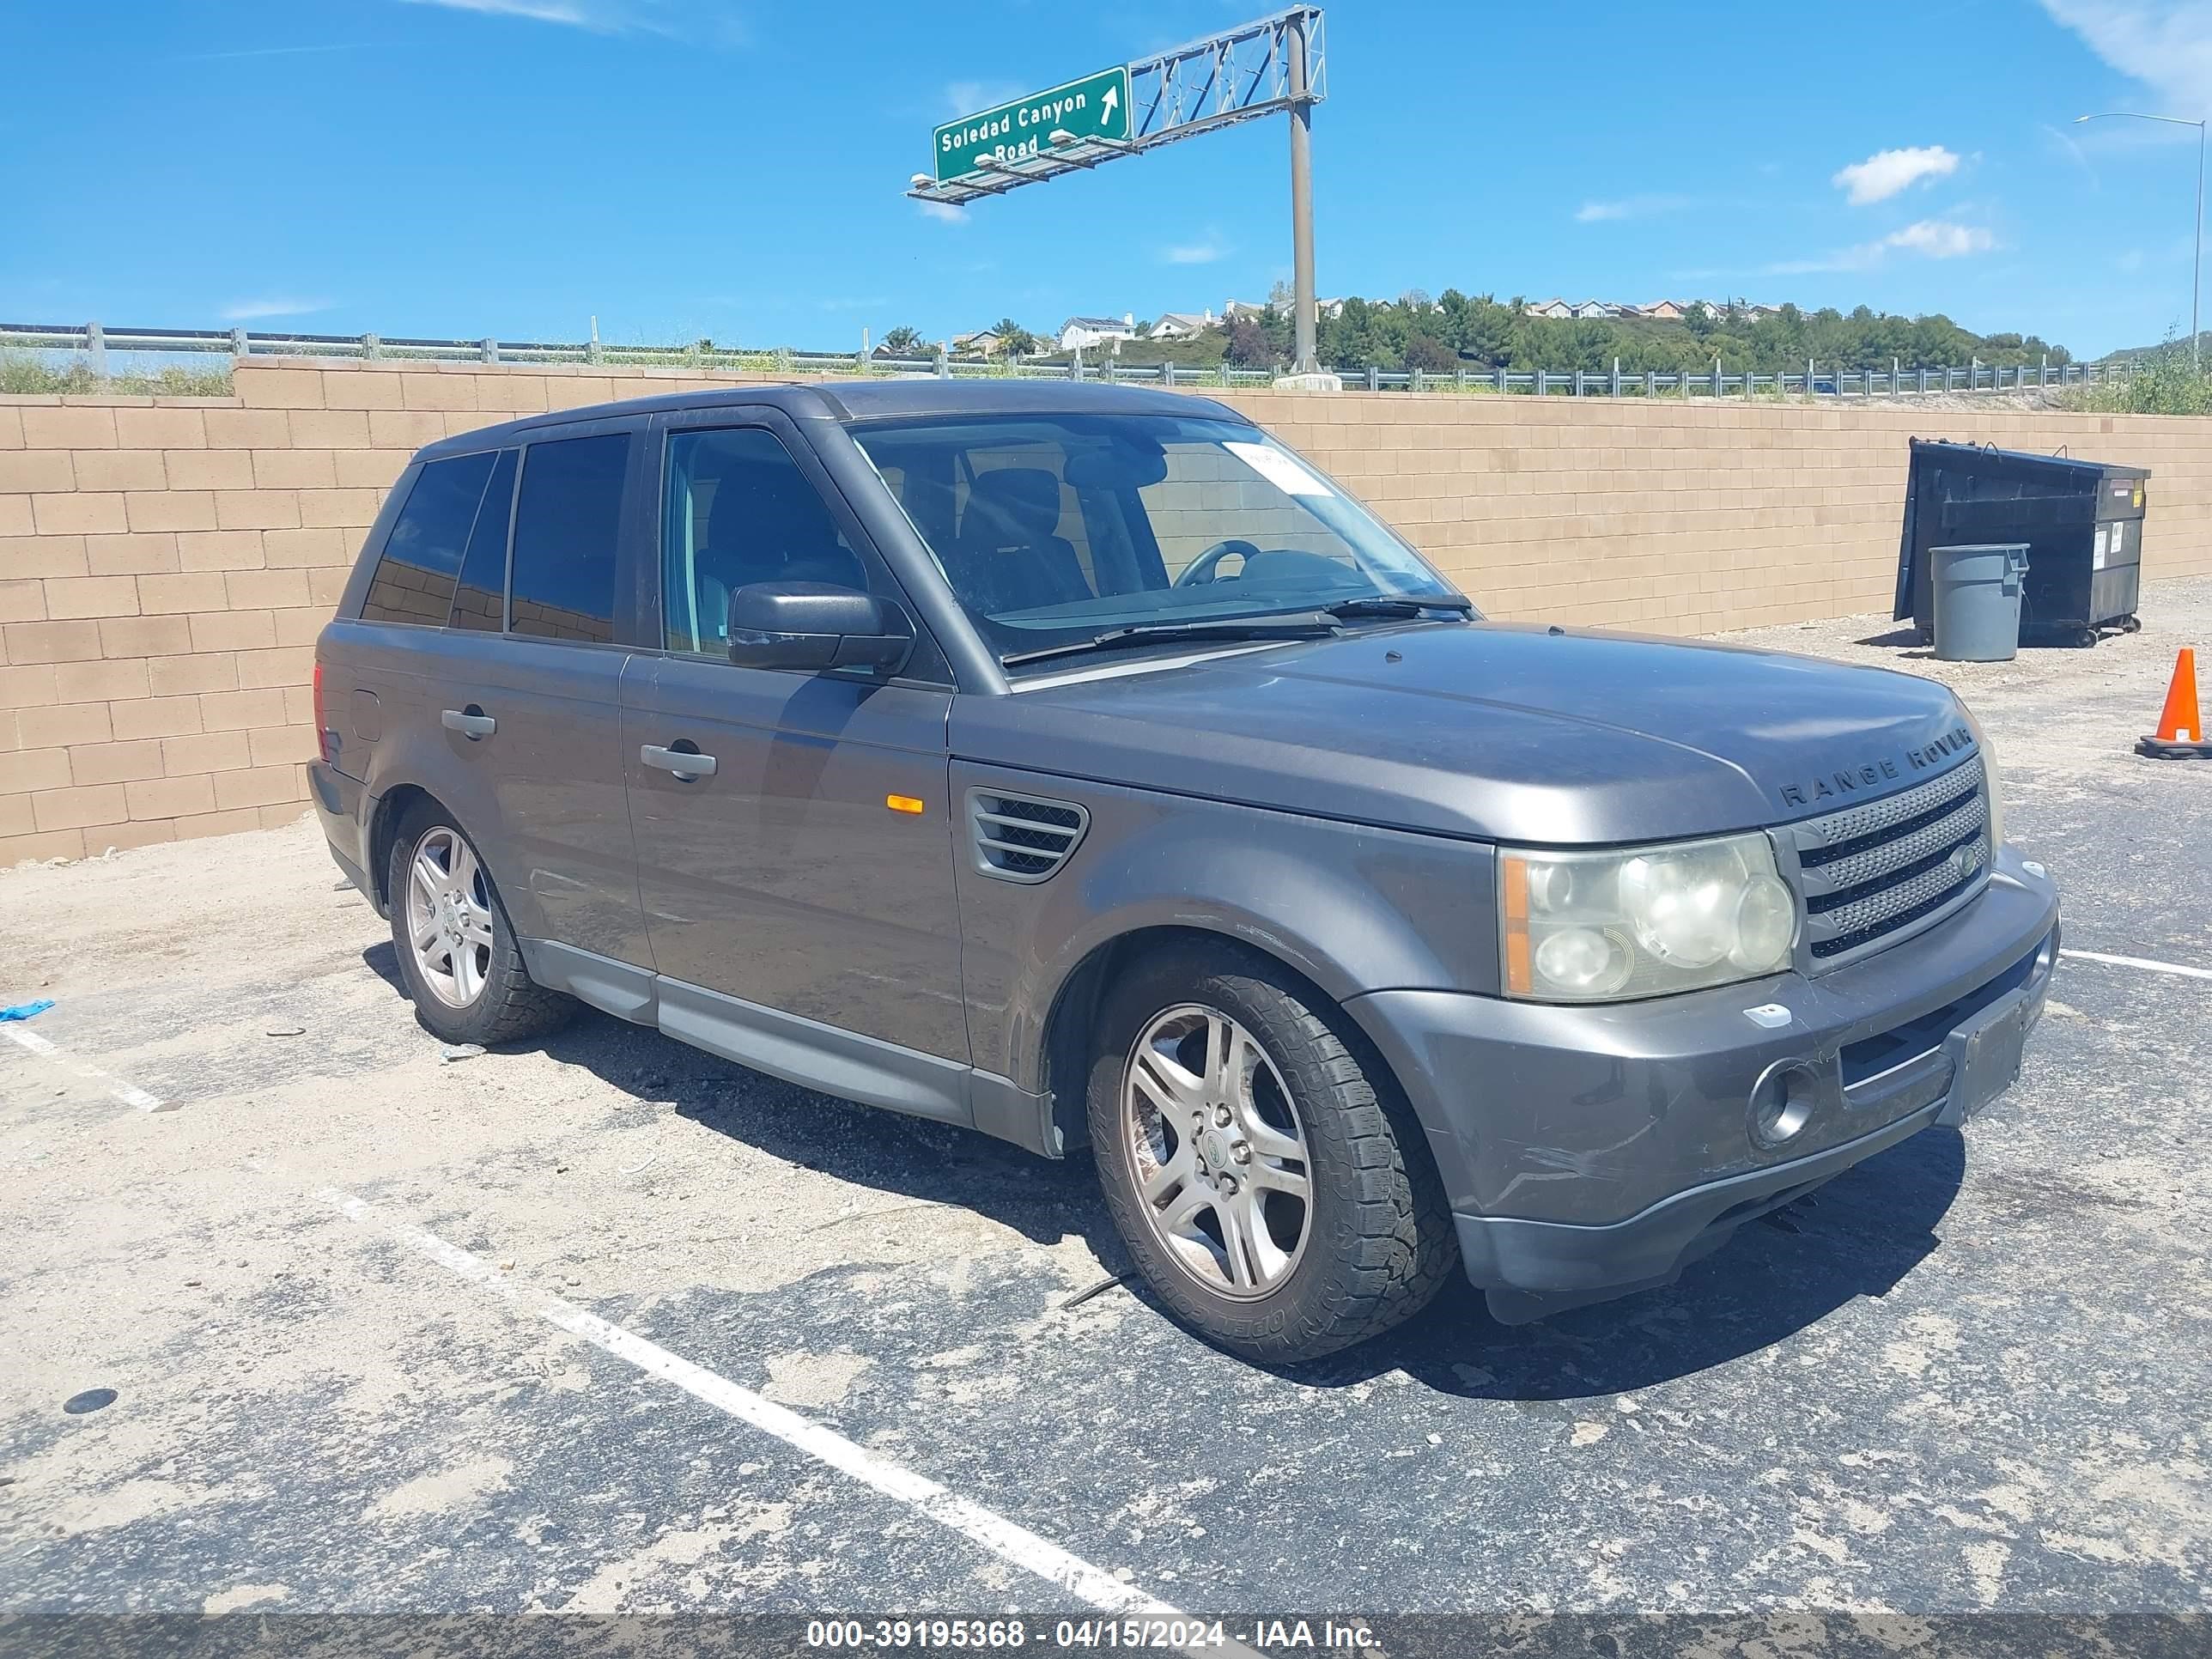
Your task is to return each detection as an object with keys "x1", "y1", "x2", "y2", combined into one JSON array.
[
  {"x1": 910, "y1": 9, "x2": 1333, "y2": 385},
  {"x1": 1287, "y1": 12, "x2": 1318, "y2": 374}
]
